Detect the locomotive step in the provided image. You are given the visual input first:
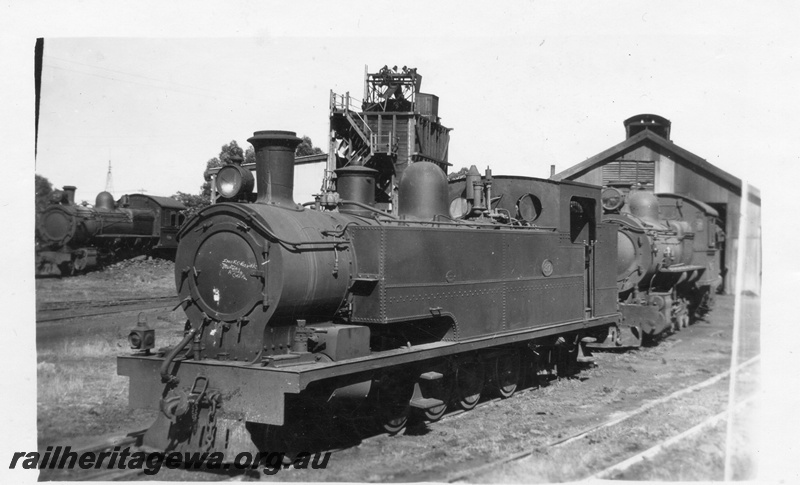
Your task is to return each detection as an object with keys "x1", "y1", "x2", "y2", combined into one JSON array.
[
  {"x1": 419, "y1": 371, "x2": 444, "y2": 381},
  {"x1": 410, "y1": 397, "x2": 446, "y2": 410}
]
